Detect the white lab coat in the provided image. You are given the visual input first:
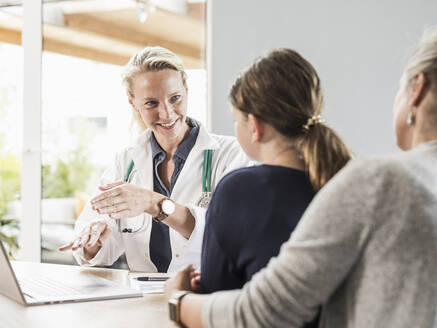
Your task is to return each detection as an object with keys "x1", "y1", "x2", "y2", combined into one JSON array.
[{"x1": 73, "y1": 122, "x2": 250, "y2": 272}]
